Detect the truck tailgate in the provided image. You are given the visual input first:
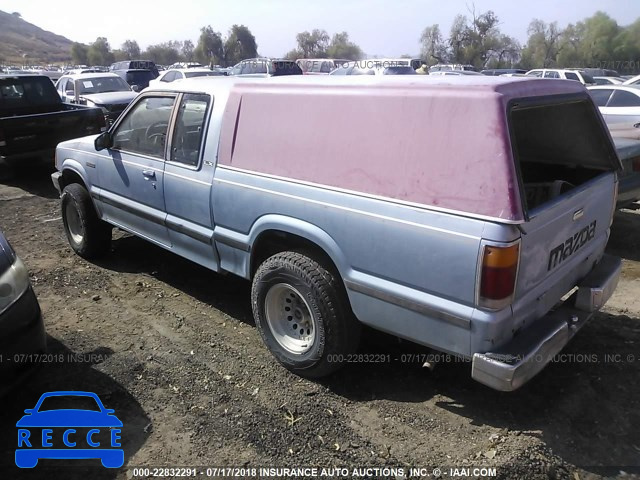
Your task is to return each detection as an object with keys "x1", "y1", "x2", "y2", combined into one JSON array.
[{"x1": 516, "y1": 172, "x2": 616, "y2": 302}]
